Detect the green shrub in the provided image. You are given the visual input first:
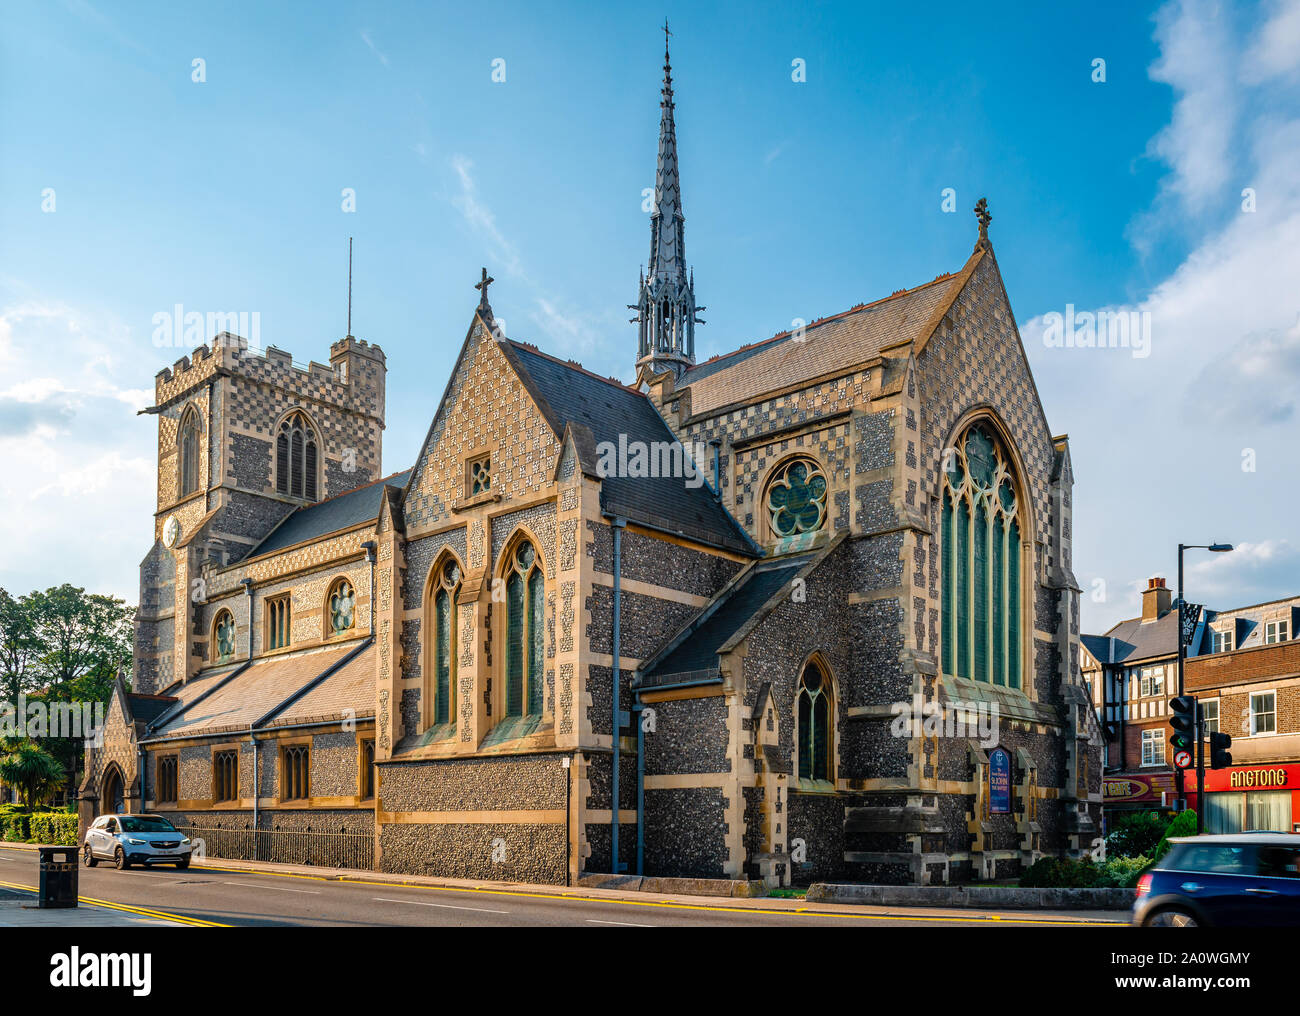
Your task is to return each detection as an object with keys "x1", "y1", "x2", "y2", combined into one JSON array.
[
  {"x1": 1094, "y1": 855, "x2": 1151, "y2": 888},
  {"x1": 1105, "y1": 812, "x2": 1168, "y2": 859},
  {"x1": 28, "y1": 812, "x2": 78, "y2": 846},
  {"x1": 1154, "y1": 810, "x2": 1198, "y2": 861},
  {"x1": 1, "y1": 813, "x2": 28, "y2": 842}
]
